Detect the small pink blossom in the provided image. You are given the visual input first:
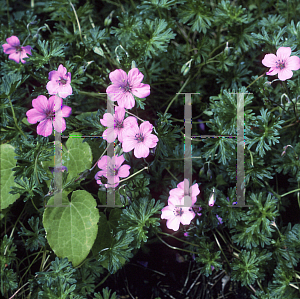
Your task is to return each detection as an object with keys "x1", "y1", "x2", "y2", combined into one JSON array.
[
  {"x1": 106, "y1": 68, "x2": 150, "y2": 109},
  {"x1": 100, "y1": 106, "x2": 138, "y2": 143},
  {"x1": 122, "y1": 121, "x2": 158, "y2": 158},
  {"x1": 26, "y1": 95, "x2": 72, "y2": 137},
  {"x1": 2, "y1": 36, "x2": 32, "y2": 63},
  {"x1": 94, "y1": 154, "x2": 130, "y2": 188},
  {"x1": 161, "y1": 196, "x2": 196, "y2": 231},
  {"x1": 262, "y1": 47, "x2": 300, "y2": 81},
  {"x1": 216, "y1": 215, "x2": 223, "y2": 224},
  {"x1": 46, "y1": 64, "x2": 72, "y2": 98},
  {"x1": 169, "y1": 179, "x2": 200, "y2": 206}
]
